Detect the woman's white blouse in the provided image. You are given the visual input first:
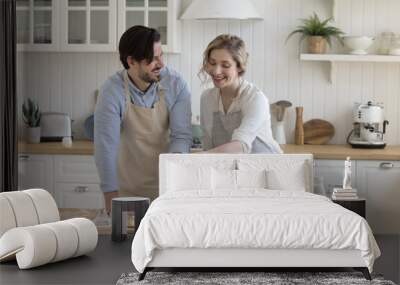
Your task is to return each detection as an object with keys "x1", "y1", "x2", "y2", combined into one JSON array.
[{"x1": 200, "y1": 79, "x2": 282, "y2": 153}]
